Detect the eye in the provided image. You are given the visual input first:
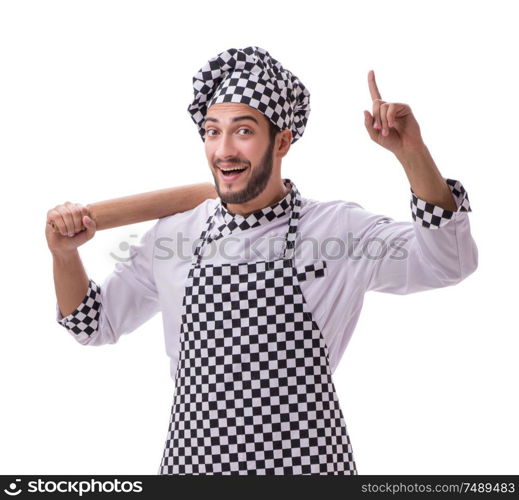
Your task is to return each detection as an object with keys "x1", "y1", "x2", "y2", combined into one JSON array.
[{"x1": 204, "y1": 128, "x2": 252, "y2": 137}]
